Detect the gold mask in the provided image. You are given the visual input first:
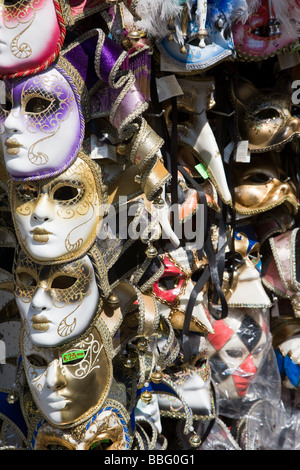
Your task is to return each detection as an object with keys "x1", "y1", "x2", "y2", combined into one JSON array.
[
  {"x1": 31, "y1": 401, "x2": 132, "y2": 450},
  {"x1": 234, "y1": 152, "x2": 298, "y2": 216},
  {"x1": 10, "y1": 152, "x2": 105, "y2": 264},
  {"x1": 231, "y1": 75, "x2": 300, "y2": 153},
  {"x1": 21, "y1": 319, "x2": 113, "y2": 428}
]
